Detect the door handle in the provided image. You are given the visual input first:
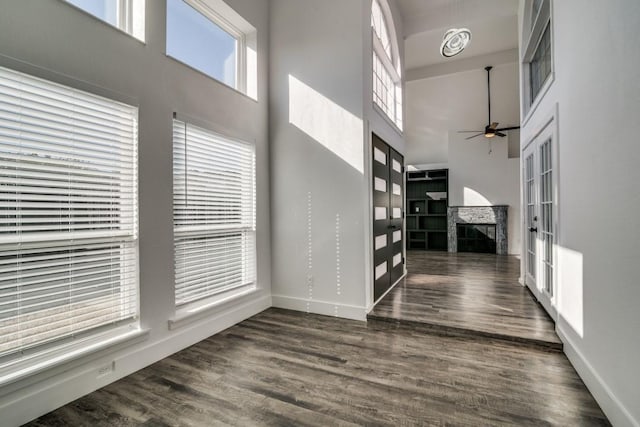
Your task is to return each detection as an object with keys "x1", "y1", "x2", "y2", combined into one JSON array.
[
  {"x1": 388, "y1": 225, "x2": 400, "y2": 230},
  {"x1": 529, "y1": 227, "x2": 538, "y2": 233}
]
